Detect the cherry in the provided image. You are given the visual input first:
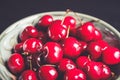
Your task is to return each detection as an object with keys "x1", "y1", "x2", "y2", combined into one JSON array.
[
  {"x1": 48, "y1": 20, "x2": 68, "y2": 41},
  {"x1": 23, "y1": 38, "x2": 43, "y2": 55},
  {"x1": 79, "y1": 41, "x2": 87, "y2": 53},
  {"x1": 93, "y1": 28, "x2": 102, "y2": 41},
  {"x1": 77, "y1": 22, "x2": 95, "y2": 42},
  {"x1": 14, "y1": 42, "x2": 23, "y2": 53},
  {"x1": 43, "y1": 42, "x2": 63, "y2": 64},
  {"x1": 85, "y1": 61, "x2": 111, "y2": 80},
  {"x1": 58, "y1": 58, "x2": 76, "y2": 72},
  {"x1": 76, "y1": 56, "x2": 90, "y2": 70},
  {"x1": 62, "y1": 37, "x2": 82, "y2": 58},
  {"x1": 87, "y1": 41, "x2": 102, "y2": 60},
  {"x1": 38, "y1": 15, "x2": 53, "y2": 27},
  {"x1": 7, "y1": 53, "x2": 24, "y2": 74},
  {"x1": 19, "y1": 26, "x2": 39, "y2": 41},
  {"x1": 64, "y1": 68, "x2": 86, "y2": 80},
  {"x1": 96, "y1": 40, "x2": 108, "y2": 51},
  {"x1": 18, "y1": 70, "x2": 37, "y2": 80},
  {"x1": 38, "y1": 65, "x2": 58, "y2": 80},
  {"x1": 102, "y1": 46, "x2": 120, "y2": 65},
  {"x1": 63, "y1": 16, "x2": 76, "y2": 30}
]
